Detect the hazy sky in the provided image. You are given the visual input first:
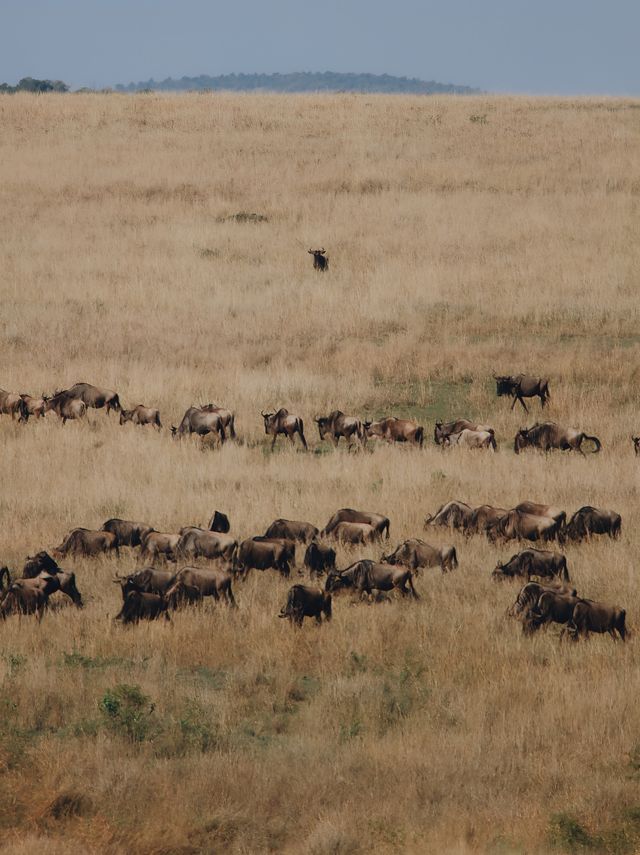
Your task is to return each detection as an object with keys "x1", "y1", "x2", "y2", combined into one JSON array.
[{"x1": 1, "y1": 0, "x2": 638, "y2": 94}]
